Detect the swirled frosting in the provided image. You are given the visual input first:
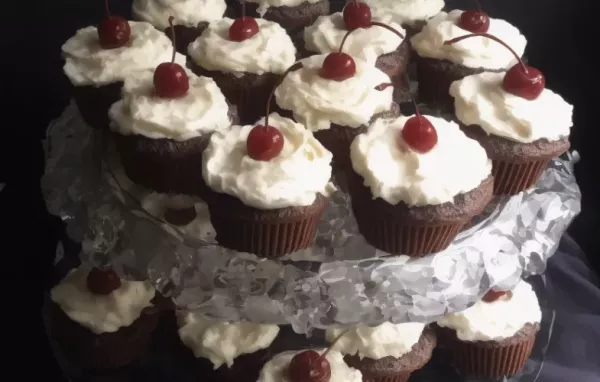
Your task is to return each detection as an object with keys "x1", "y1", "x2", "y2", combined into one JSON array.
[
  {"x1": 326, "y1": 322, "x2": 425, "y2": 359},
  {"x1": 203, "y1": 113, "x2": 335, "y2": 209},
  {"x1": 132, "y1": 0, "x2": 226, "y2": 29},
  {"x1": 50, "y1": 268, "x2": 155, "y2": 334},
  {"x1": 437, "y1": 280, "x2": 541, "y2": 341},
  {"x1": 257, "y1": 350, "x2": 363, "y2": 382},
  {"x1": 364, "y1": 0, "x2": 445, "y2": 26},
  {"x1": 350, "y1": 115, "x2": 491, "y2": 206},
  {"x1": 62, "y1": 21, "x2": 187, "y2": 86},
  {"x1": 411, "y1": 10, "x2": 527, "y2": 70},
  {"x1": 188, "y1": 18, "x2": 296, "y2": 75},
  {"x1": 109, "y1": 69, "x2": 232, "y2": 140},
  {"x1": 303, "y1": 13, "x2": 405, "y2": 64},
  {"x1": 450, "y1": 72, "x2": 573, "y2": 143},
  {"x1": 246, "y1": 0, "x2": 323, "y2": 16},
  {"x1": 178, "y1": 311, "x2": 280, "y2": 369},
  {"x1": 274, "y1": 54, "x2": 393, "y2": 132}
]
